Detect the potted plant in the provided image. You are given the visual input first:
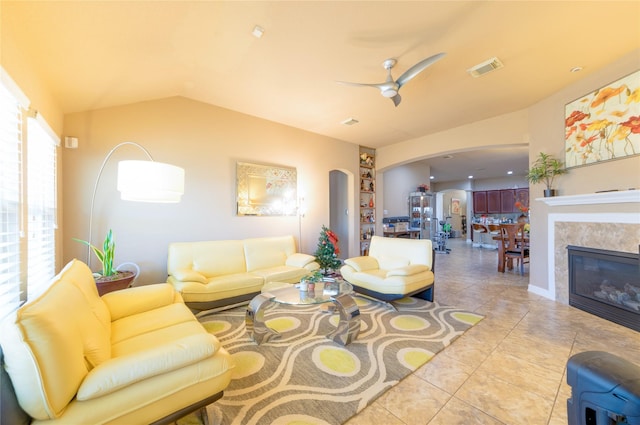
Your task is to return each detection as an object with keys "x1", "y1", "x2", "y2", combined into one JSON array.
[
  {"x1": 526, "y1": 152, "x2": 568, "y2": 197},
  {"x1": 74, "y1": 229, "x2": 136, "y2": 295},
  {"x1": 314, "y1": 225, "x2": 342, "y2": 275}
]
